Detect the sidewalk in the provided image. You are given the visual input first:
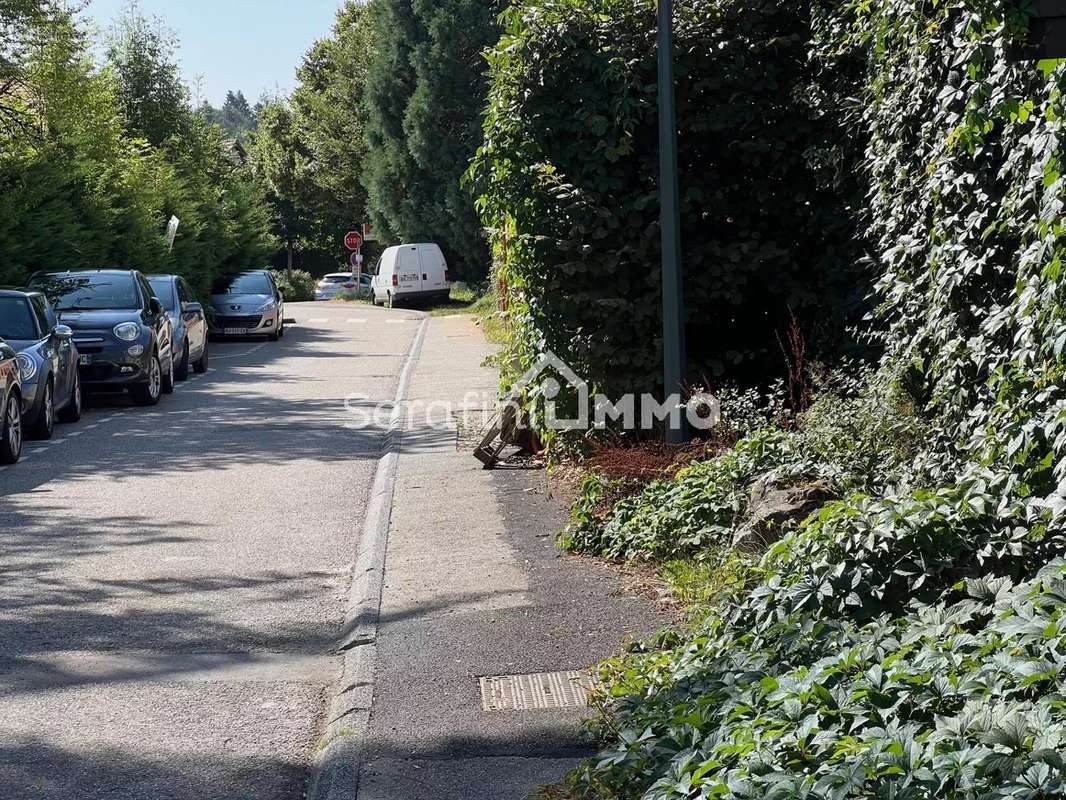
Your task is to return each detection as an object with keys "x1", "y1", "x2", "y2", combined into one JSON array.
[{"x1": 323, "y1": 314, "x2": 670, "y2": 800}]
